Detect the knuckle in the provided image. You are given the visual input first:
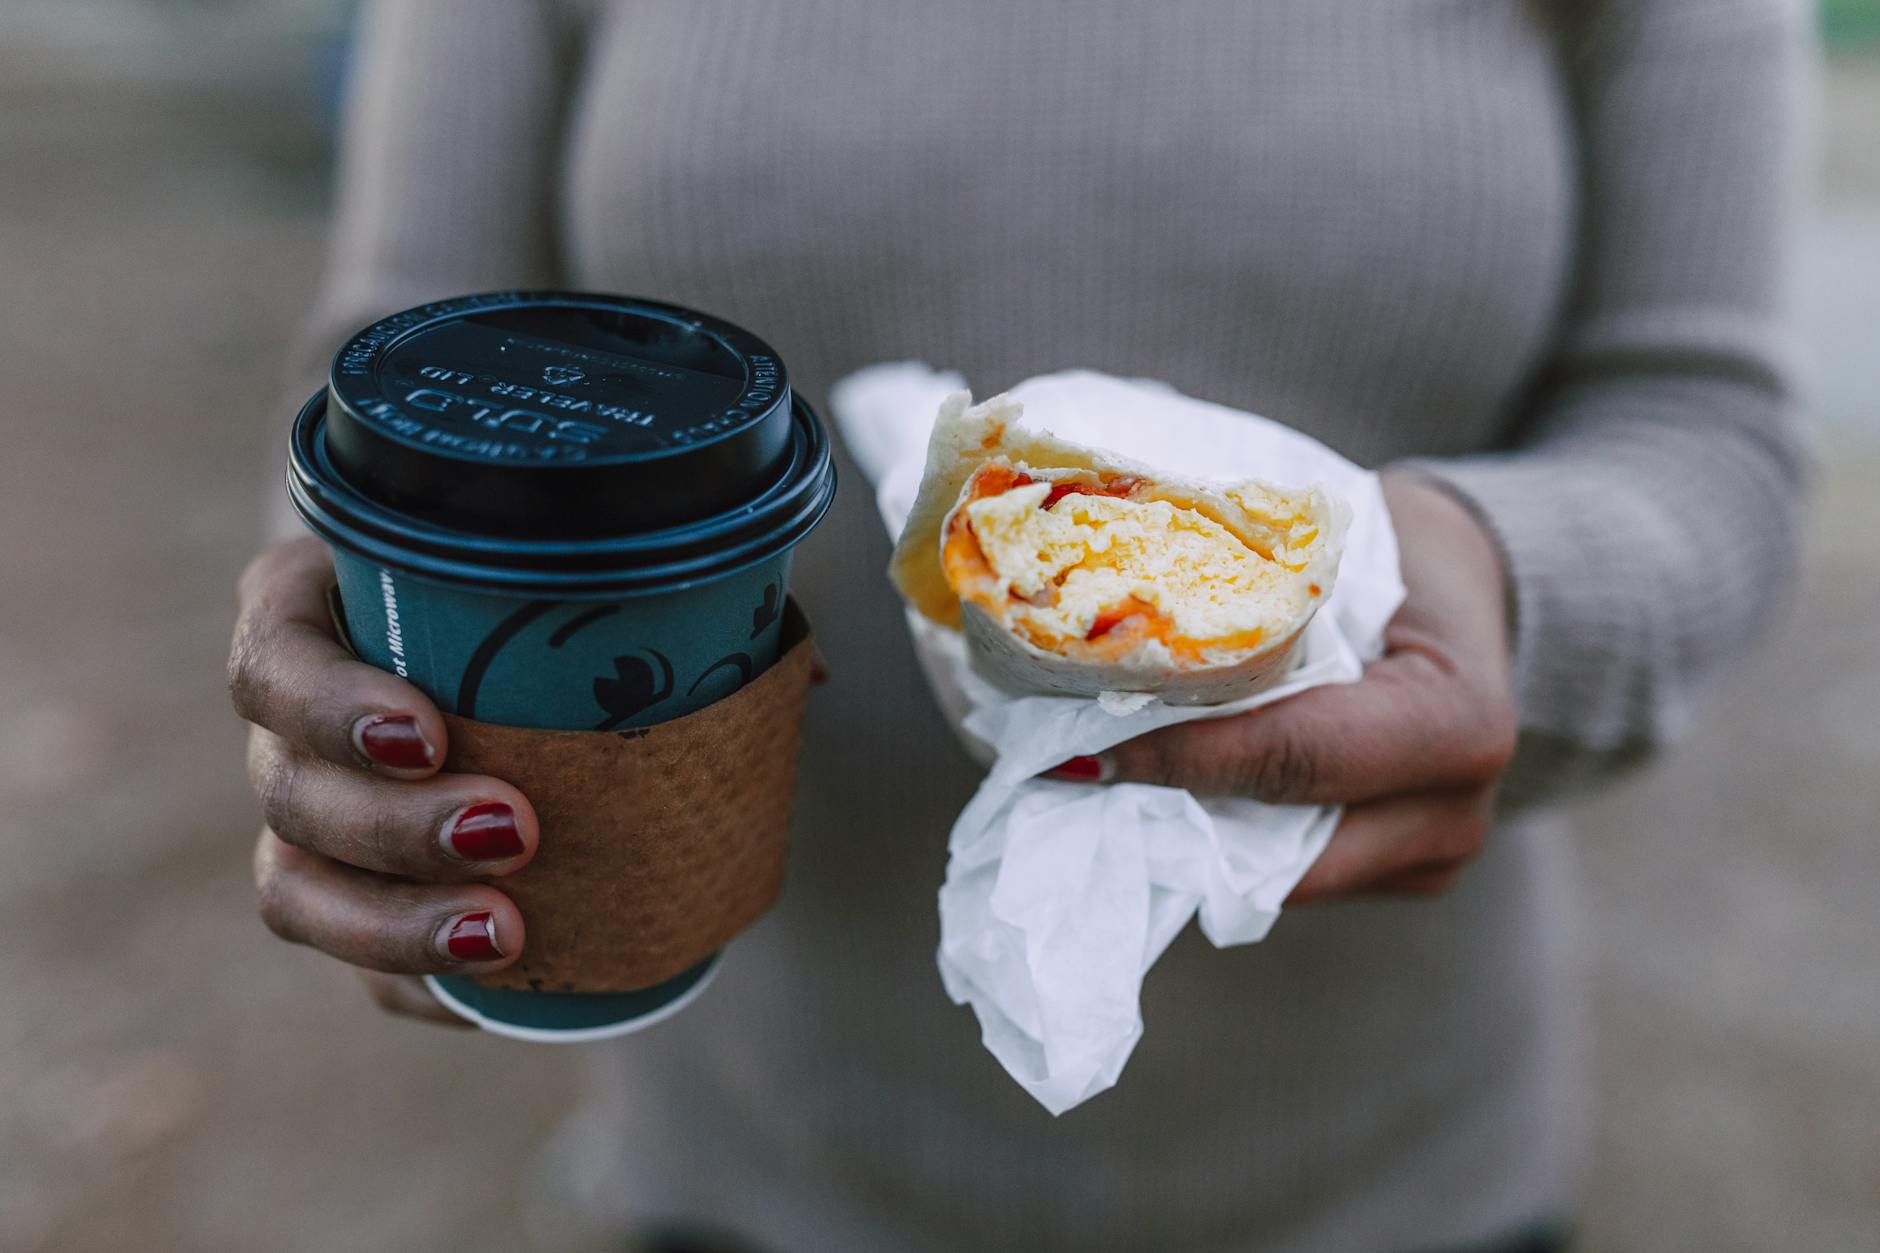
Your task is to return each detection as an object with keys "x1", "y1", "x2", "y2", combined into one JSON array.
[
  {"x1": 249, "y1": 745, "x2": 304, "y2": 838},
  {"x1": 364, "y1": 802, "x2": 431, "y2": 877},
  {"x1": 251, "y1": 839, "x2": 300, "y2": 944},
  {"x1": 1239, "y1": 729, "x2": 1318, "y2": 803},
  {"x1": 226, "y1": 617, "x2": 271, "y2": 722},
  {"x1": 257, "y1": 900, "x2": 299, "y2": 945},
  {"x1": 1139, "y1": 737, "x2": 1185, "y2": 789},
  {"x1": 1459, "y1": 702, "x2": 1518, "y2": 782},
  {"x1": 1135, "y1": 728, "x2": 1242, "y2": 795},
  {"x1": 1116, "y1": 734, "x2": 1181, "y2": 790}
]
